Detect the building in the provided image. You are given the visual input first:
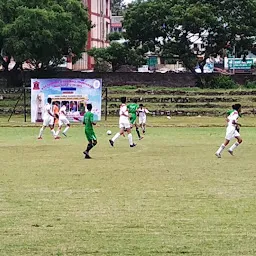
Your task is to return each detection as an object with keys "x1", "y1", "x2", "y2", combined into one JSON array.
[
  {"x1": 73, "y1": 0, "x2": 111, "y2": 70},
  {"x1": 110, "y1": 16, "x2": 124, "y2": 33}
]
